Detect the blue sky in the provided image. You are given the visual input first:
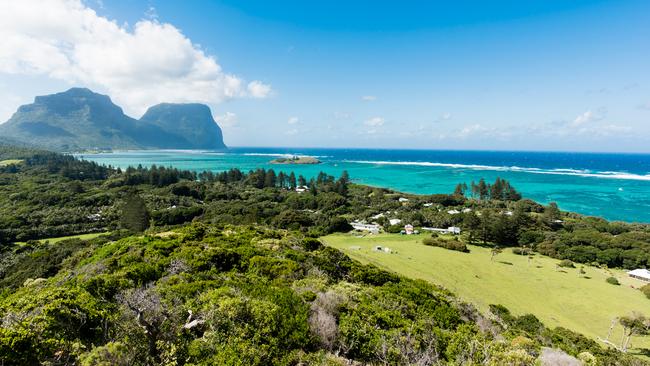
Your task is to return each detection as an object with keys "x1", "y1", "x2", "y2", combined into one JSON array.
[{"x1": 1, "y1": 0, "x2": 649, "y2": 151}]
